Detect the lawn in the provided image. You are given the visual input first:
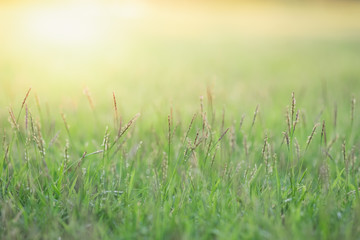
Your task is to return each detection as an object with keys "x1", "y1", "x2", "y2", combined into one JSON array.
[{"x1": 1, "y1": 2, "x2": 360, "y2": 239}]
